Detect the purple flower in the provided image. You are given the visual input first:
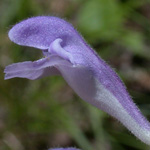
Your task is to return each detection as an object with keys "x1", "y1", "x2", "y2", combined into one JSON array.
[
  {"x1": 49, "y1": 148, "x2": 80, "y2": 150},
  {"x1": 4, "y1": 16, "x2": 150, "y2": 145}
]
